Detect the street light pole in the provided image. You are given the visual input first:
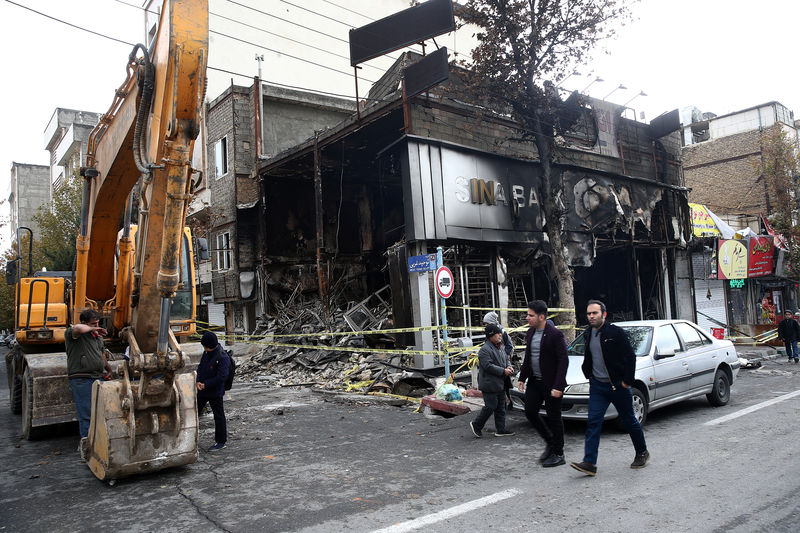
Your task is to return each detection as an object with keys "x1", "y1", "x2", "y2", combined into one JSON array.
[
  {"x1": 603, "y1": 84, "x2": 627, "y2": 101},
  {"x1": 580, "y1": 76, "x2": 604, "y2": 93}
]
